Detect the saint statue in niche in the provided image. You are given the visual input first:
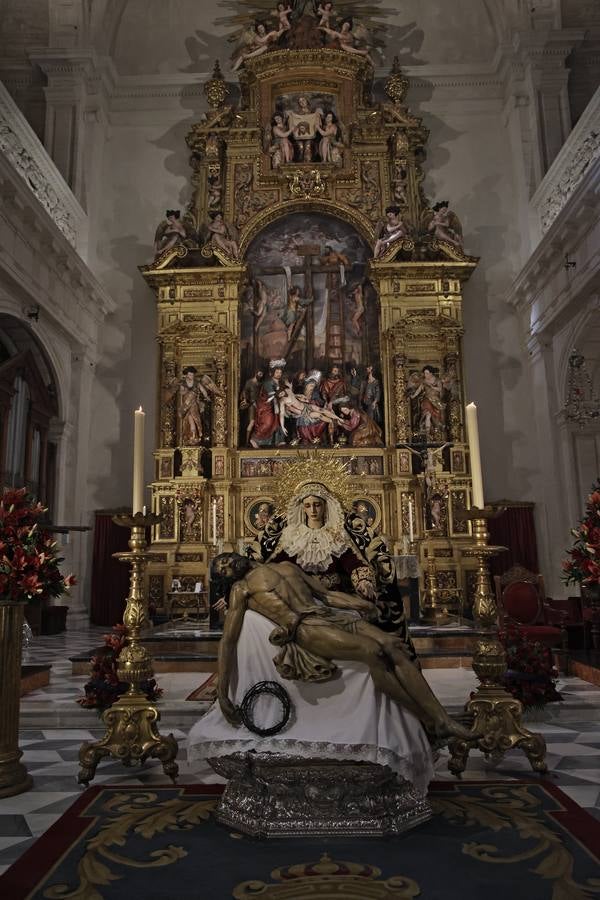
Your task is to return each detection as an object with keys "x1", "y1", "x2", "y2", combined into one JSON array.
[
  {"x1": 406, "y1": 366, "x2": 445, "y2": 439},
  {"x1": 174, "y1": 367, "x2": 223, "y2": 447}
]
